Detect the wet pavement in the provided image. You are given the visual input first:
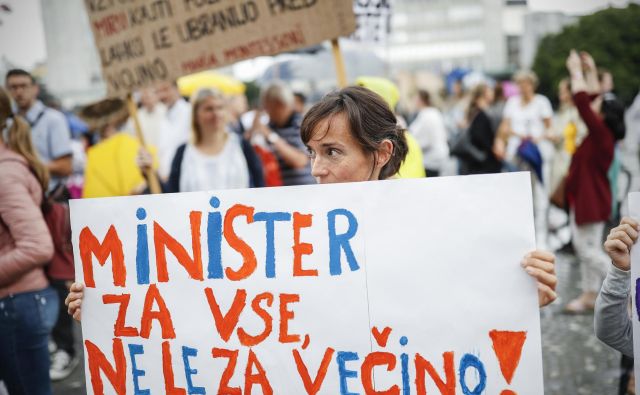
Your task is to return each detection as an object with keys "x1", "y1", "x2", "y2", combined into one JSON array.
[{"x1": 50, "y1": 251, "x2": 625, "y2": 395}]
